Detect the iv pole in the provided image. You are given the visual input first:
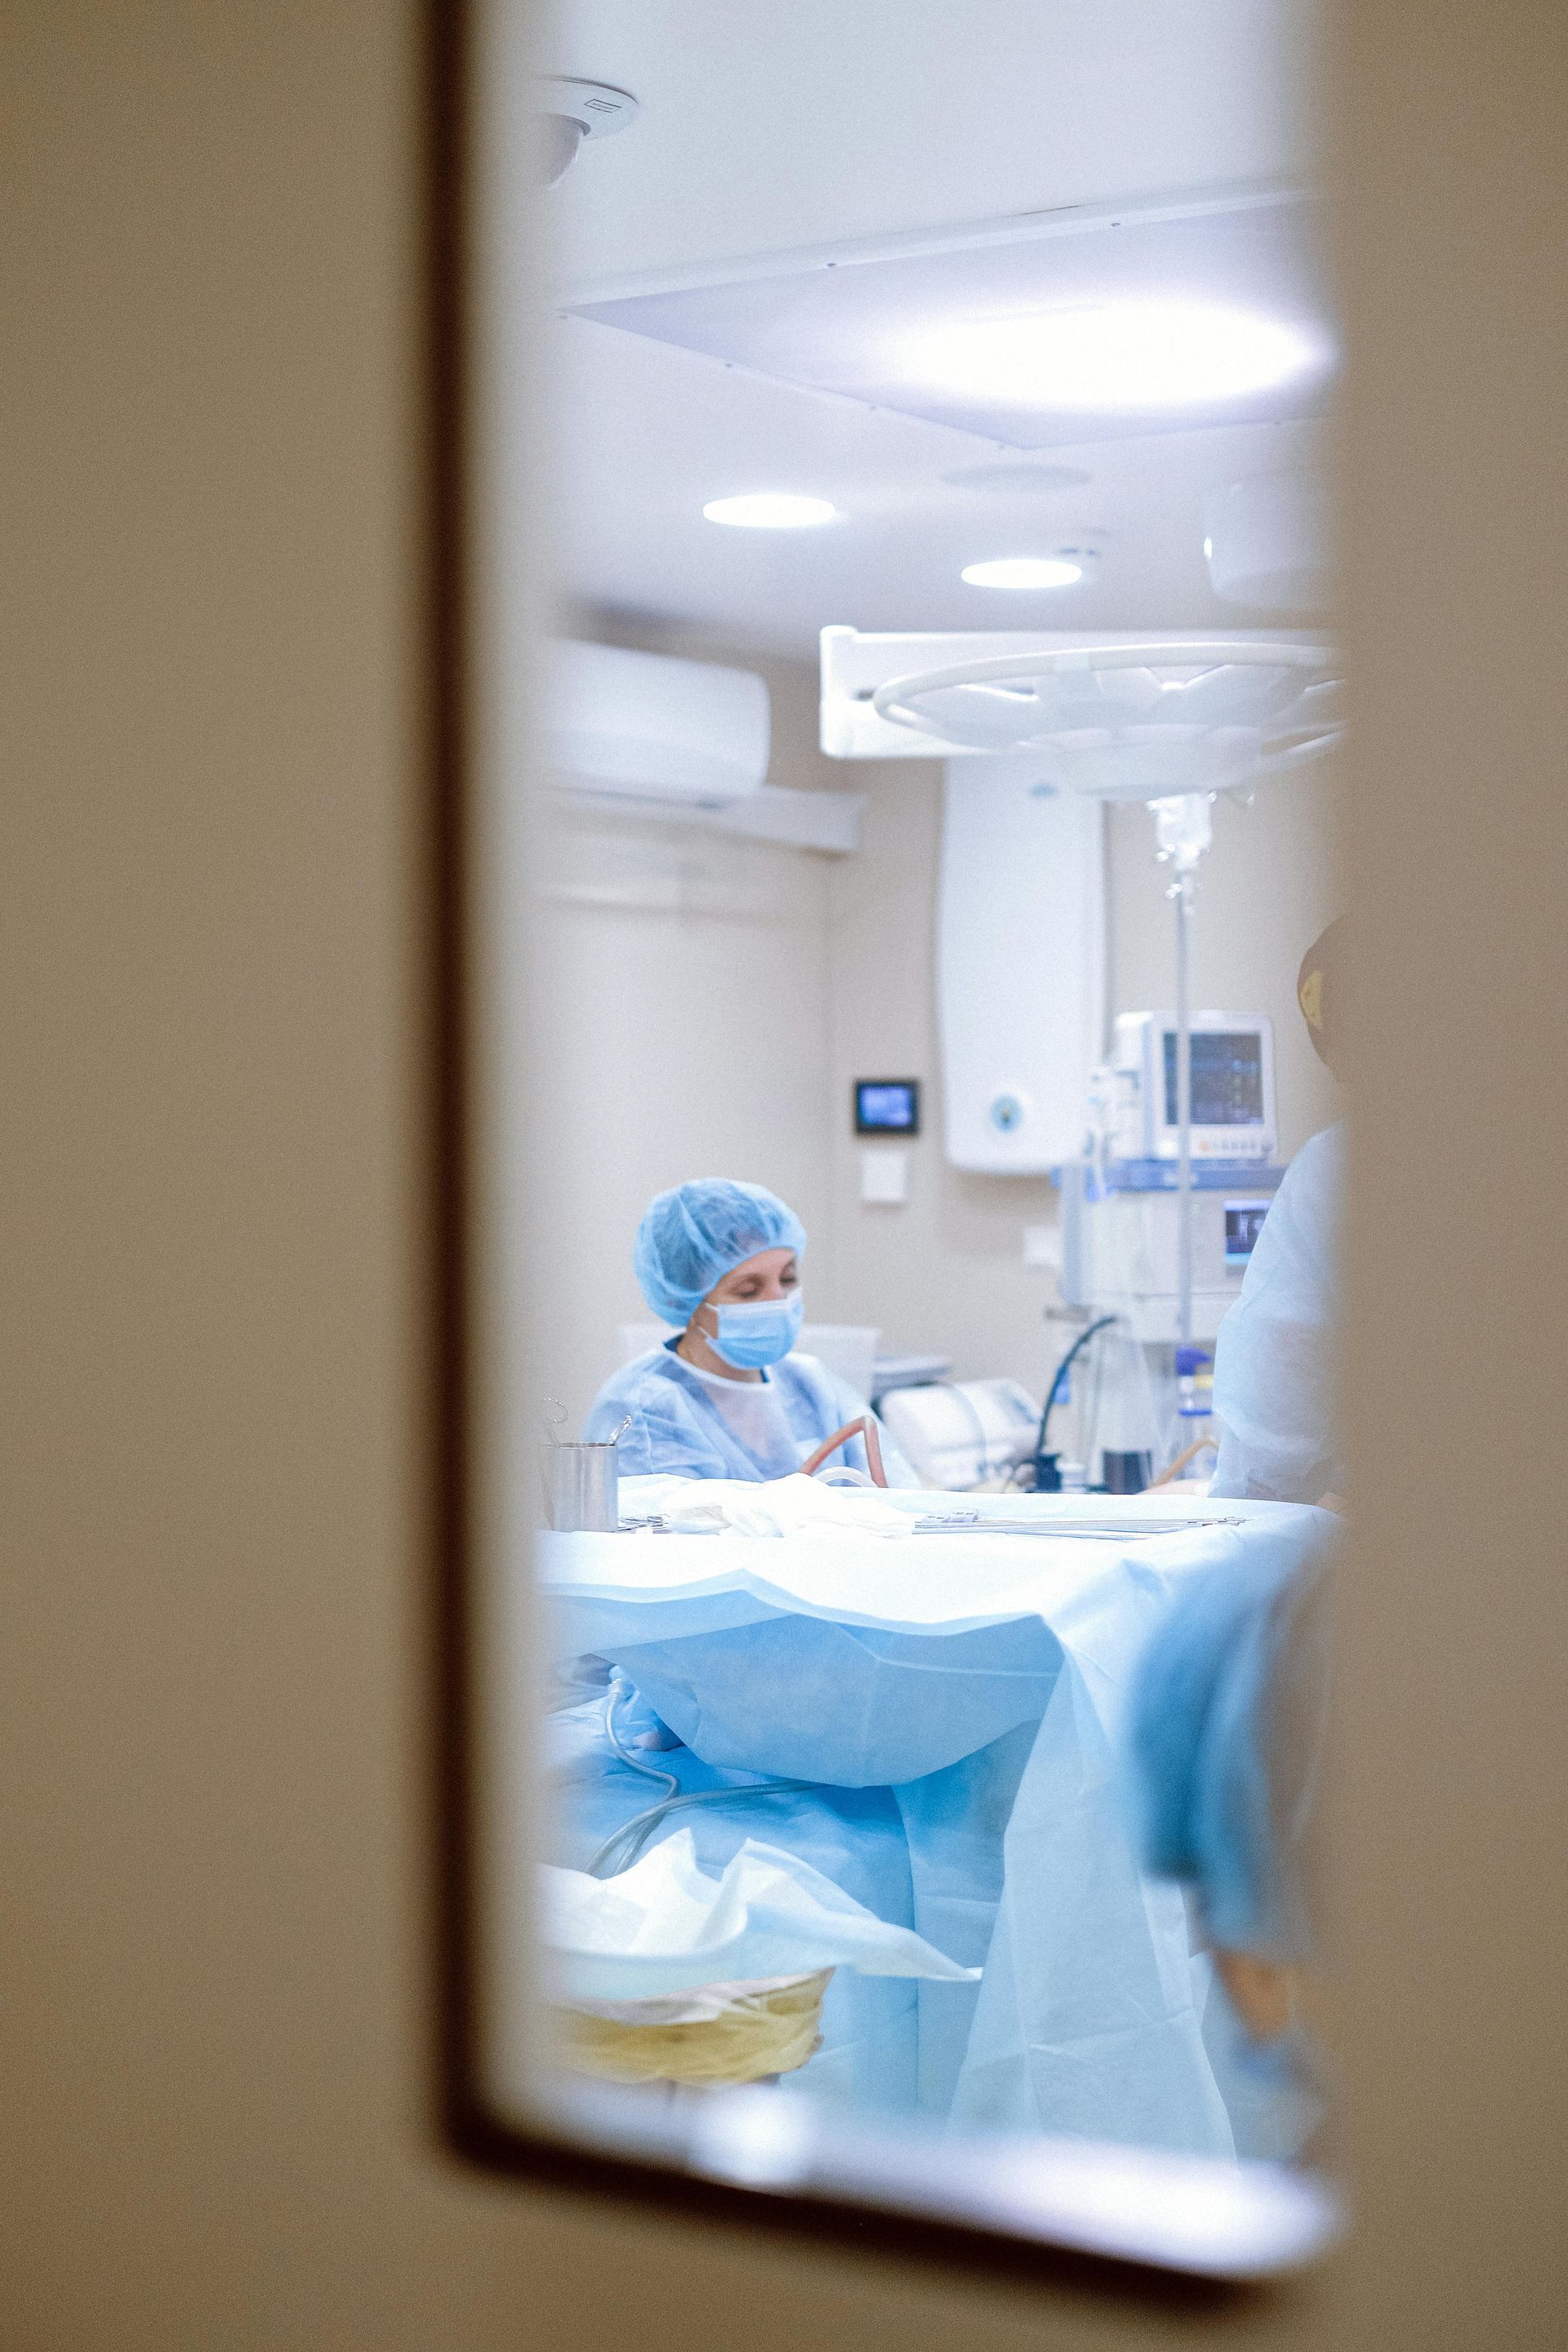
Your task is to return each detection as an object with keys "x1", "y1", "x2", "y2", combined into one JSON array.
[
  {"x1": 1176, "y1": 872, "x2": 1192, "y2": 1349},
  {"x1": 862, "y1": 637, "x2": 1339, "y2": 1352},
  {"x1": 1153, "y1": 795, "x2": 1214, "y2": 1350}
]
